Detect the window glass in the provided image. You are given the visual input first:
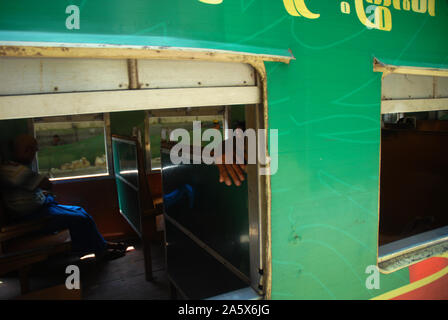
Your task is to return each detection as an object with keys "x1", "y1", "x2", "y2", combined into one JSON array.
[
  {"x1": 34, "y1": 115, "x2": 108, "y2": 179},
  {"x1": 149, "y1": 115, "x2": 223, "y2": 170}
]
